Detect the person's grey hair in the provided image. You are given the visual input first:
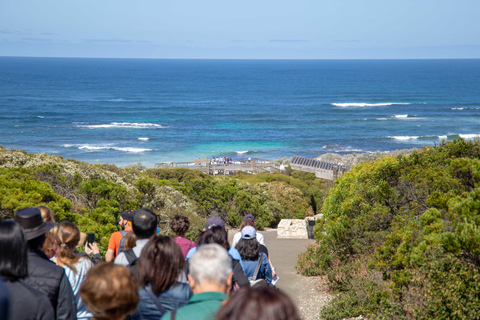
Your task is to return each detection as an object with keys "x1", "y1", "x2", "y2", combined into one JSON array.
[{"x1": 189, "y1": 243, "x2": 232, "y2": 286}]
